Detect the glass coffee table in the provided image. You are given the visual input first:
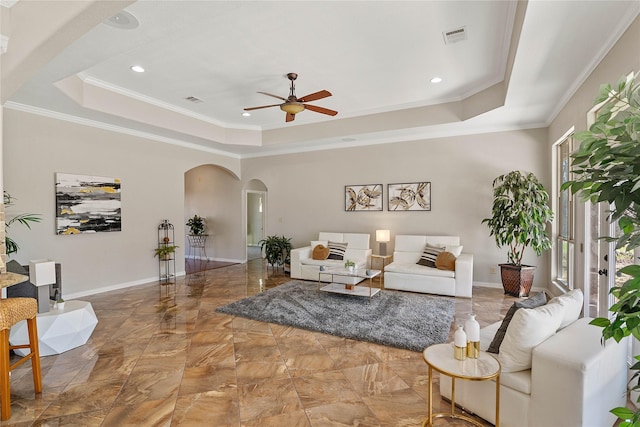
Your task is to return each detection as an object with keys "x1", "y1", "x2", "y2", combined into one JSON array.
[{"x1": 318, "y1": 267, "x2": 382, "y2": 299}]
